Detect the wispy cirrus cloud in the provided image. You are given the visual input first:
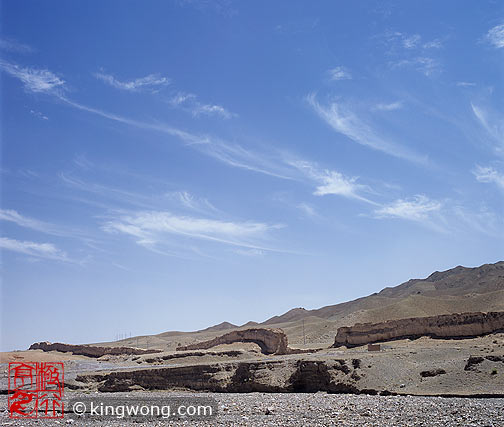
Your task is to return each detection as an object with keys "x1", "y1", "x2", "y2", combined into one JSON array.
[
  {"x1": 402, "y1": 34, "x2": 421, "y2": 49},
  {"x1": 378, "y1": 31, "x2": 443, "y2": 76},
  {"x1": 103, "y1": 210, "x2": 285, "y2": 255},
  {"x1": 297, "y1": 202, "x2": 317, "y2": 217},
  {"x1": 0, "y1": 208, "x2": 83, "y2": 238},
  {"x1": 422, "y1": 40, "x2": 443, "y2": 49},
  {"x1": 373, "y1": 101, "x2": 403, "y2": 111},
  {"x1": 30, "y1": 109, "x2": 49, "y2": 120},
  {"x1": 307, "y1": 93, "x2": 427, "y2": 164},
  {"x1": 58, "y1": 170, "x2": 292, "y2": 257},
  {"x1": 0, "y1": 37, "x2": 33, "y2": 53},
  {"x1": 456, "y1": 82, "x2": 476, "y2": 87},
  {"x1": 486, "y1": 23, "x2": 504, "y2": 49},
  {"x1": 373, "y1": 194, "x2": 442, "y2": 222},
  {"x1": 60, "y1": 95, "x2": 283, "y2": 177},
  {"x1": 287, "y1": 159, "x2": 376, "y2": 204},
  {"x1": 391, "y1": 56, "x2": 440, "y2": 77},
  {"x1": 60, "y1": 172, "x2": 160, "y2": 210},
  {"x1": 313, "y1": 171, "x2": 369, "y2": 199},
  {"x1": 94, "y1": 71, "x2": 171, "y2": 92},
  {"x1": 0, "y1": 60, "x2": 287, "y2": 180},
  {"x1": 94, "y1": 70, "x2": 235, "y2": 118},
  {"x1": 371, "y1": 193, "x2": 501, "y2": 236},
  {"x1": 0, "y1": 209, "x2": 53, "y2": 233},
  {"x1": 452, "y1": 205, "x2": 504, "y2": 237},
  {"x1": 471, "y1": 103, "x2": 504, "y2": 154},
  {"x1": 0, "y1": 237, "x2": 70, "y2": 262},
  {"x1": 195, "y1": 103, "x2": 235, "y2": 119},
  {"x1": 165, "y1": 191, "x2": 218, "y2": 213},
  {"x1": 2, "y1": 59, "x2": 398, "y2": 209},
  {"x1": 382, "y1": 31, "x2": 443, "y2": 51},
  {"x1": 473, "y1": 165, "x2": 504, "y2": 190},
  {"x1": 168, "y1": 91, "x2": 236, "y2": 119},
  {"x1": 328, "y1": 66, "x2": 352, "y2": 81},
  {"x1": 233, "y1": 248, "x2": 265, "y2": 257},
  {"x1": 0, "y1": 59, "x2": 65, "y2": 94}
]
